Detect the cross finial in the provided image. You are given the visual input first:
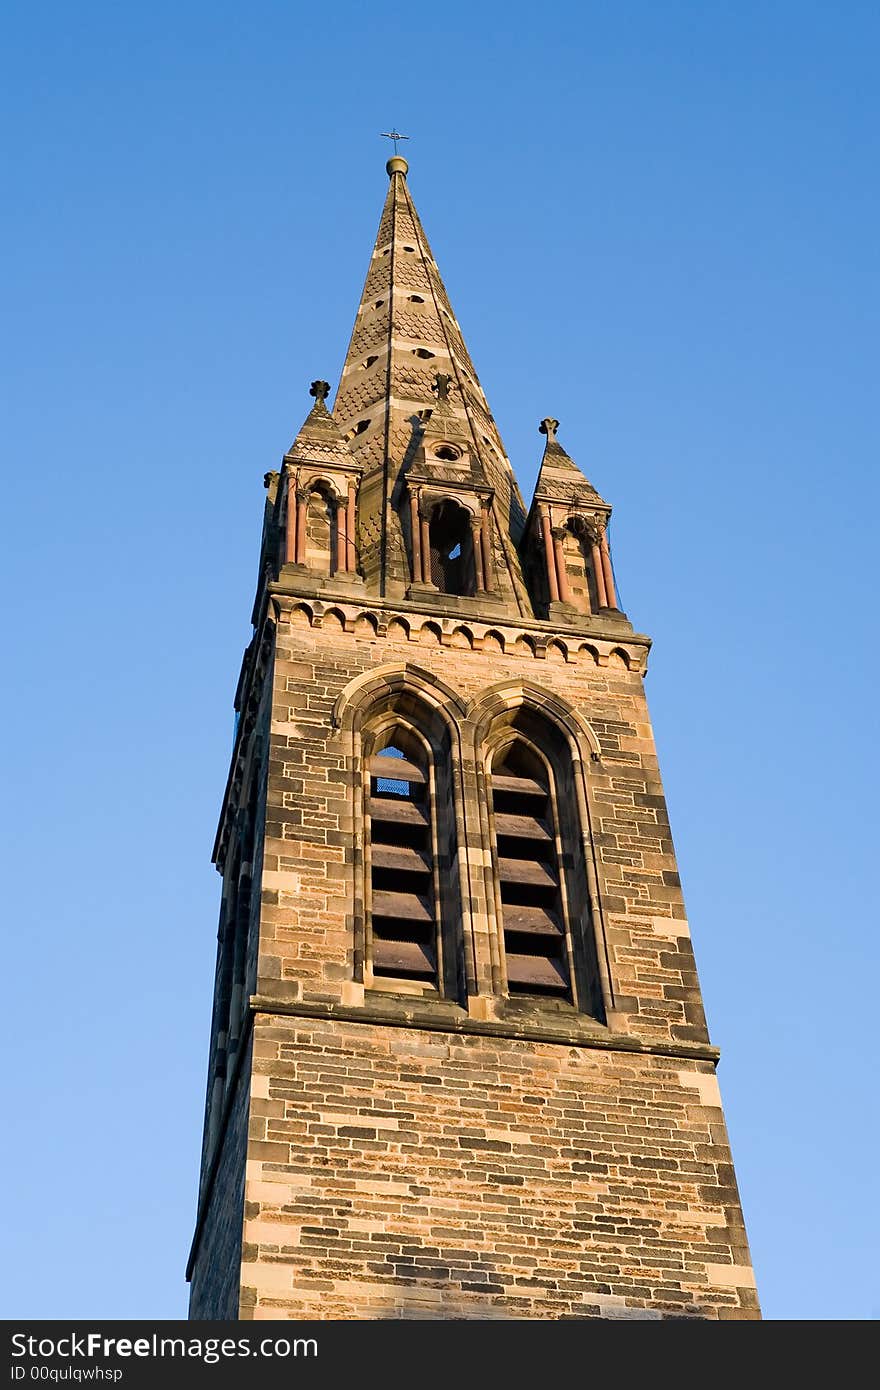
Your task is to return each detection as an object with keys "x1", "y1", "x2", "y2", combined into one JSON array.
[
  {"x1": 380, "y1": 129, "x2": 410, "y2": 155},
  {"x1": 539, "y1": 417, "x2": 560, "y2": 441},
  {"x1": 432, "y1": 372, "x2": 453, "y2": 403},
  {"x1": 310, "y1": 380, "x2": 331, "y2": 403}
]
